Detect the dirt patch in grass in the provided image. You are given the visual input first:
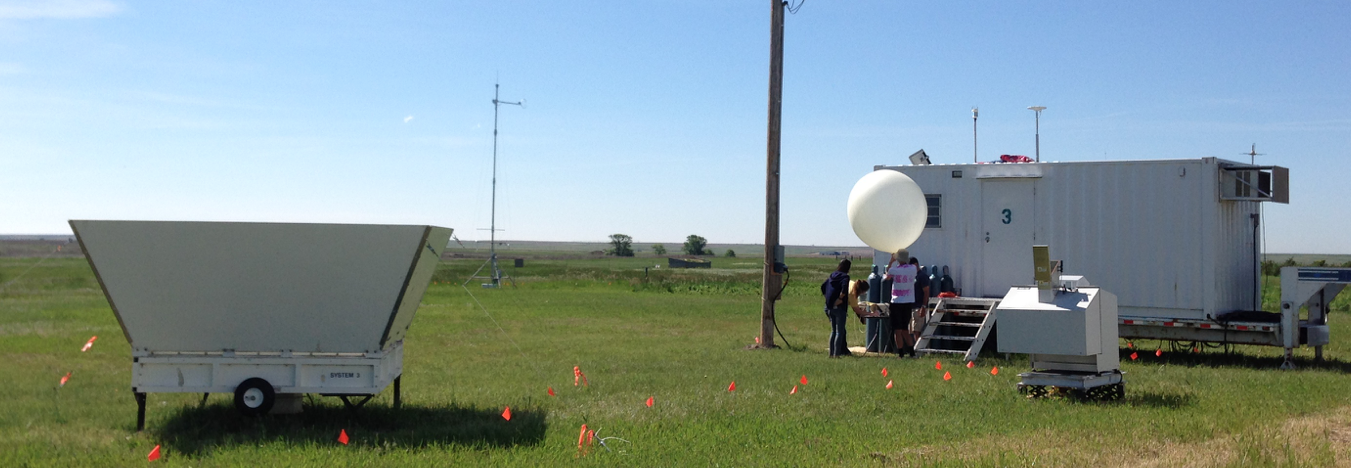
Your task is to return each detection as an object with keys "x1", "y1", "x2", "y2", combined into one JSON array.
[{"x1": 869, "y1": 406, "x2": 1351, "y2": 467}]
